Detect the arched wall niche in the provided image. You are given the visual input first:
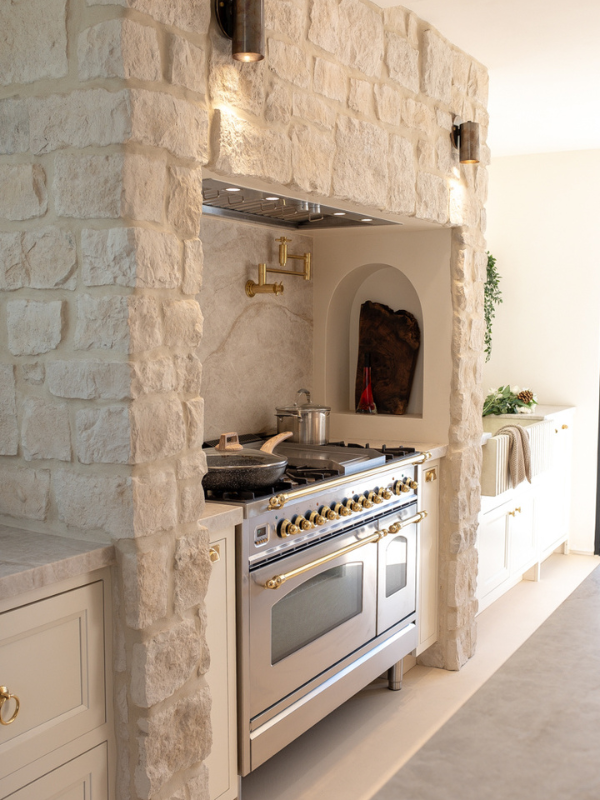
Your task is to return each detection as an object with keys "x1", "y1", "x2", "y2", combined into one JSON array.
[{"x1": 313, "y1": 226, "x2": 453, "y2": 445}]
